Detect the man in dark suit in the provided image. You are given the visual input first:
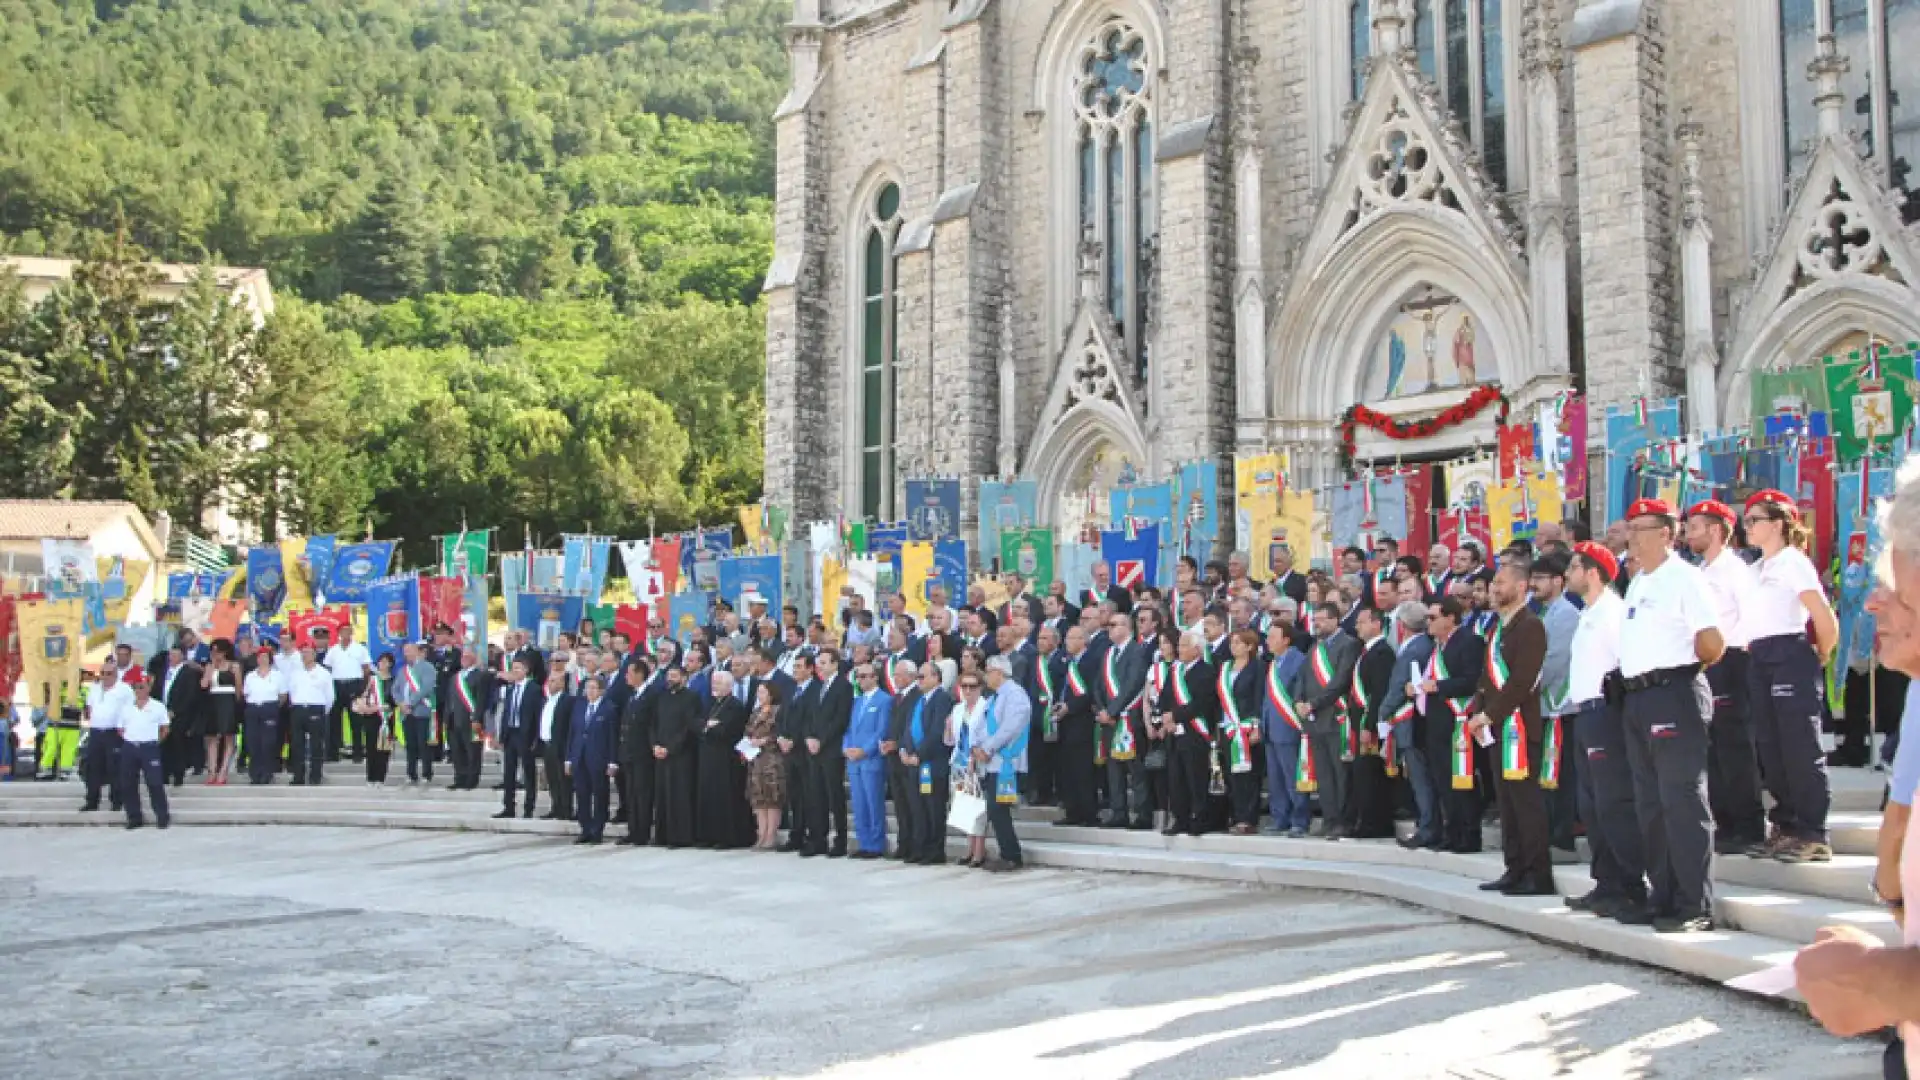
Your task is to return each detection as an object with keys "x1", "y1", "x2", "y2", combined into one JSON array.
[
  {"x1": 1082, "y1": 560, "x2": 1132, "y2": 614},
  {"x1": 566, "y1": 676, "x2": 617, "y2": 844},
  {"x1": 1022, "y1": 624, "x2": 1063, "y2": 807},
  {"x1": 1095, "y1": 610, "x2": 1152, "y2": 830},
  {"x1": 778, "y1": 653, "x2": 819, "y2": 853},
  {"x1": 507, "y1": 630, "x2": 547, "y2": 688},
  {"x1": 156, "y1": 645, "x2": 201, "y2": 788},
  {"x1": 883, "y1": 657, "x2": 923, "y2": 860},
  {"x1": 1162, "y1": 633, "x2": 1217, "y2": 837},
  {"x1": 1419, "y1": 596, "x2": 1488, "y2": 853},
  {"x1": 1001, "y1": 573, "x2": 1047, "y2": 642},
  {"x1": 751, "y1": 645, "x2": 796, "y2": 710},
  {"x1": 1346, "y1": 607, "x2": 1399, "y2": 837},
  {"x1": 1042, "y1": 590, "x2": 1080, "y2": 642},
  {"x1": 615, "y1": 661, "x2": 657, "y2": 845},
  {"x1": 445, "y1": 647, "x2": 493, "y2": 791},
  {"x1": 1294, "y1": 603, "x2": 1361, "y2": 840},
  {"x1": 493, "y1": 657, "x2": 544, "y2": 819},
  {"x1": 1471, "y1": 561, "x2": 1554, "y2": 896},
  {"x1": 805, "y1": 648, "x2": 854, "y2": 857},
  {"x1": 1053, "y1": 624, "x2": 1101, "y2": 826},
  {"x1": 536, "y1": 669, "x2": 574, "y2": 821},
  {"x1": 903, "y1": 661, "x2": 954, "y2": 864}
]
